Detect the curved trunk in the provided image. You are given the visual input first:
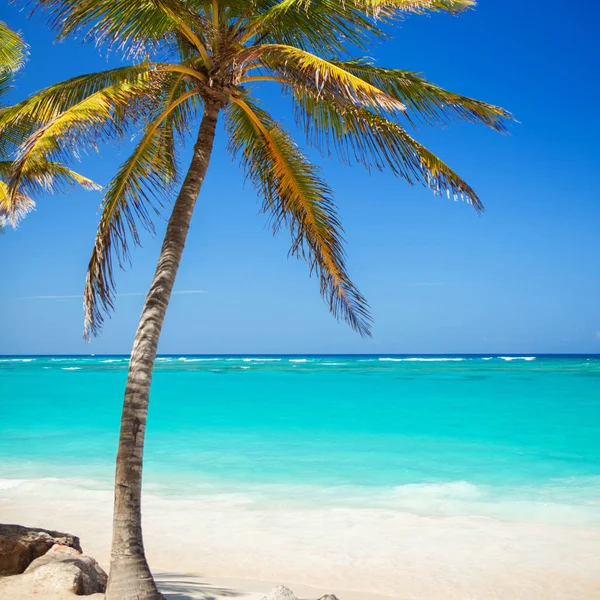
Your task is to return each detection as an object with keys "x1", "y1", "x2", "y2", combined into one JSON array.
[{"x1": 104, "y1": 102, "x2": 220, "y2": 600}]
